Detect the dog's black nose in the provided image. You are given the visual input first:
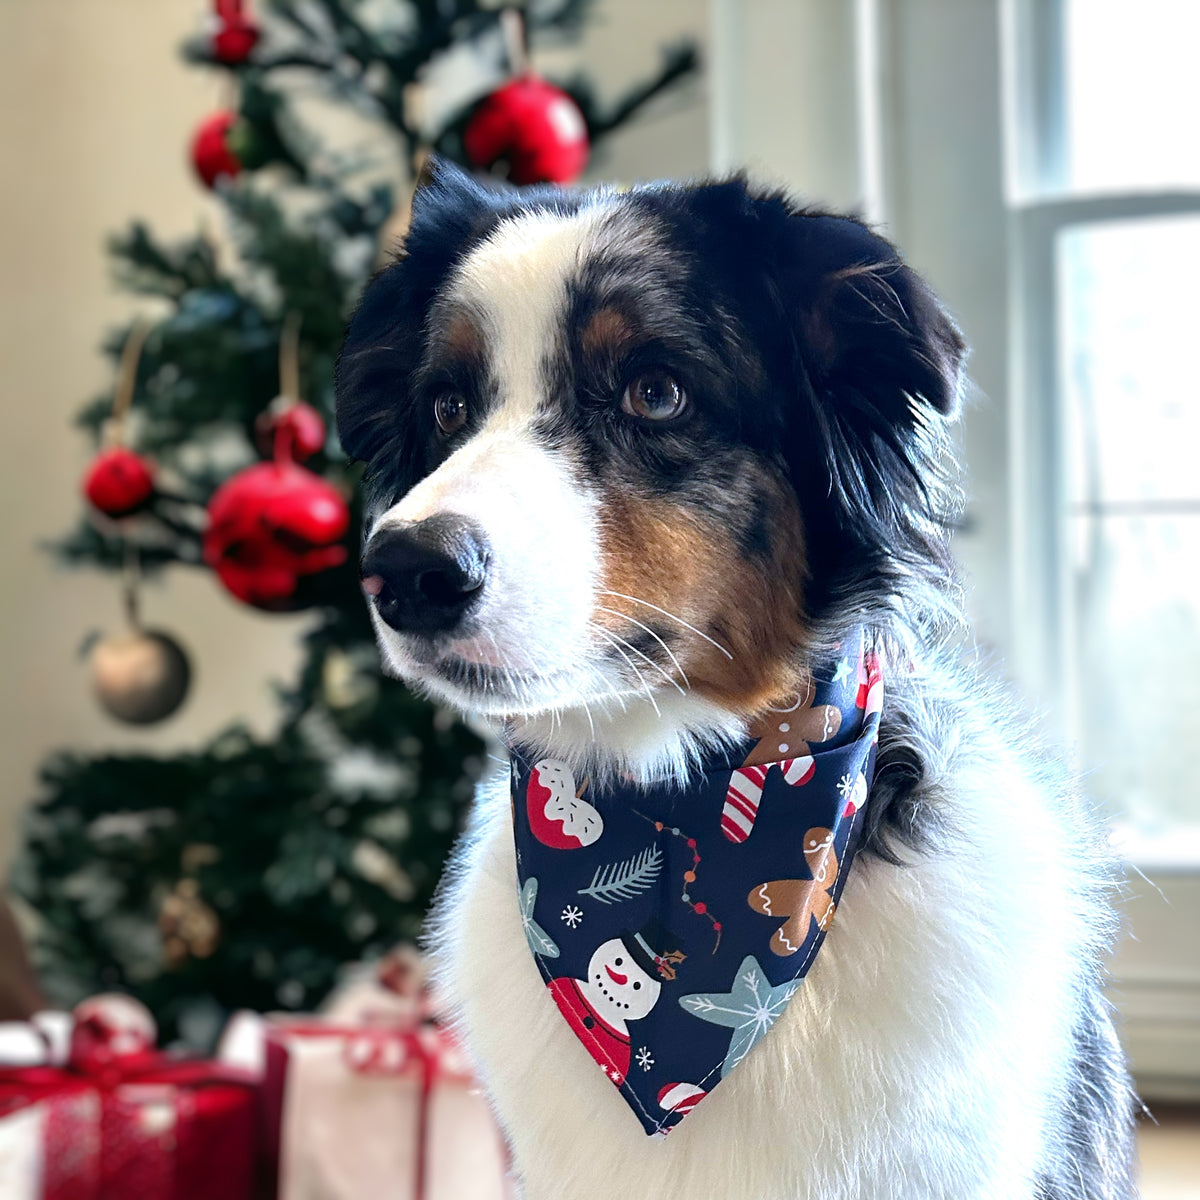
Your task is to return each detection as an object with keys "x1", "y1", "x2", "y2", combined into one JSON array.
[{"x1": 361, "y1": 515, "x2": 490, "y2": 636}]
